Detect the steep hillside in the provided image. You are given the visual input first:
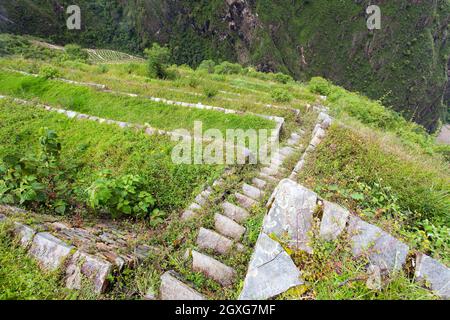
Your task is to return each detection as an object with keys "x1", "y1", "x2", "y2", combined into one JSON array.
[{"x1": 0, "y1": 1, "x2": 449, "y2": 131}]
